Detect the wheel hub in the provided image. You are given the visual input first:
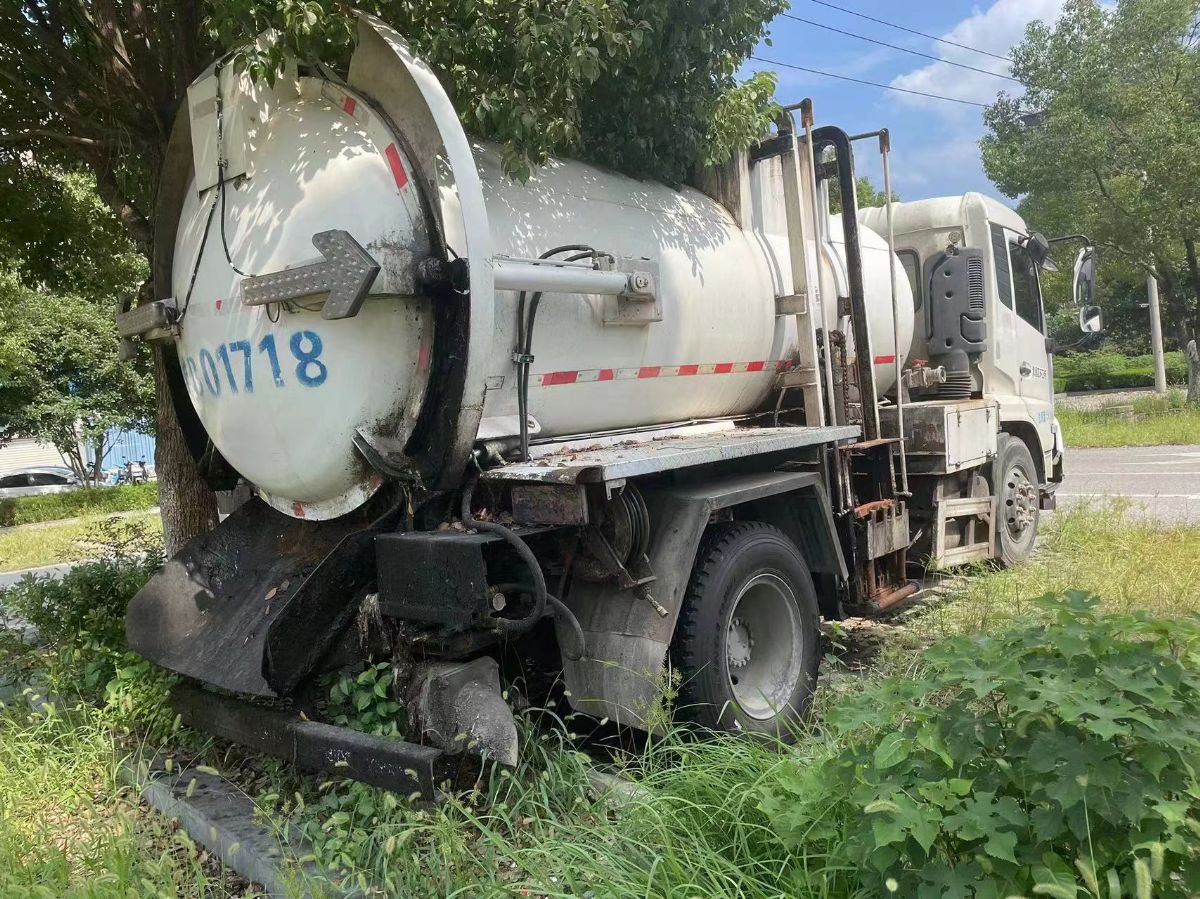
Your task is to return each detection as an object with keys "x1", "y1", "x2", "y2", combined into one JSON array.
[
  {"x1": 724, "y1": 573, "x2": 805, "y2": 720},
  {"x1": 1004, "y1": 466, "x2": 1037, "y2": 535},
  {"x1": 727, "y1": 616, "x2": 753, "y2": 668}
]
